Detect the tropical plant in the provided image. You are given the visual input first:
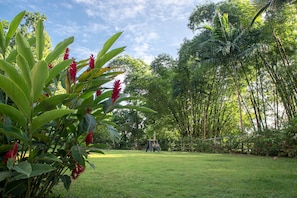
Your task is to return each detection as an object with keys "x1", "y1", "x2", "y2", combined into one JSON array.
[{"x1": 0, "y1": 11, "x2": 153, "y2": 198}]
